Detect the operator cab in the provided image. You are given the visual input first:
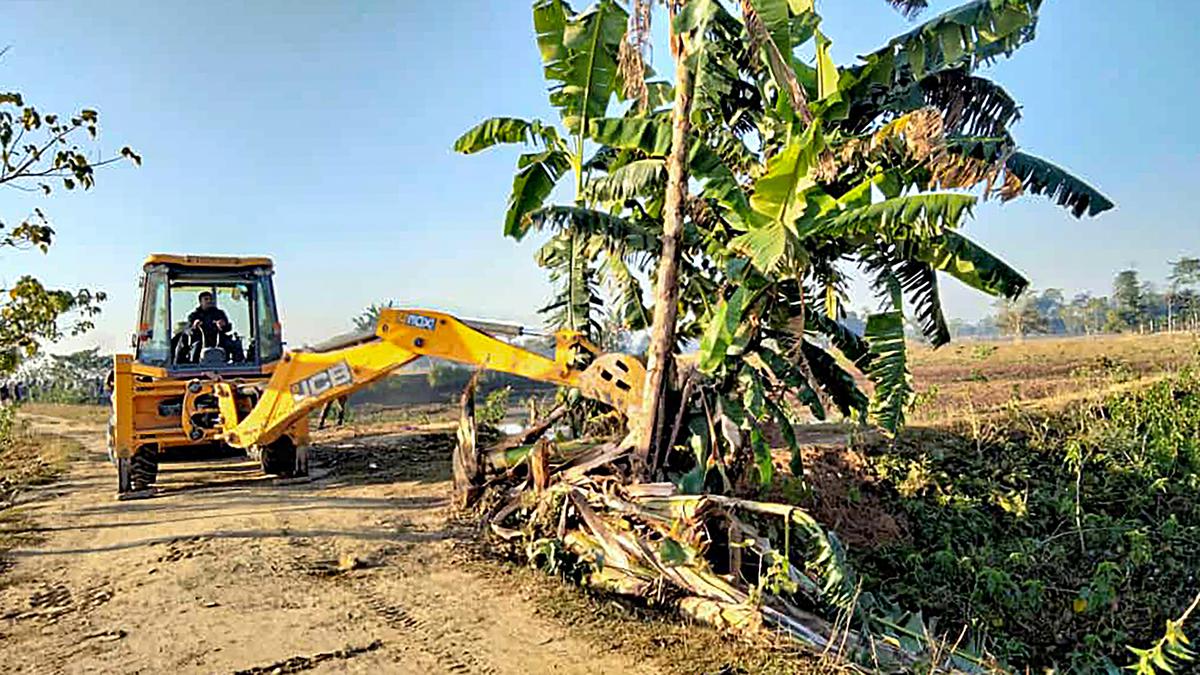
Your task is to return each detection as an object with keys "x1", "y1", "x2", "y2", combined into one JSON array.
[{"x1": 134, "y1": 255, "x2": 283, "y2": 372}]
